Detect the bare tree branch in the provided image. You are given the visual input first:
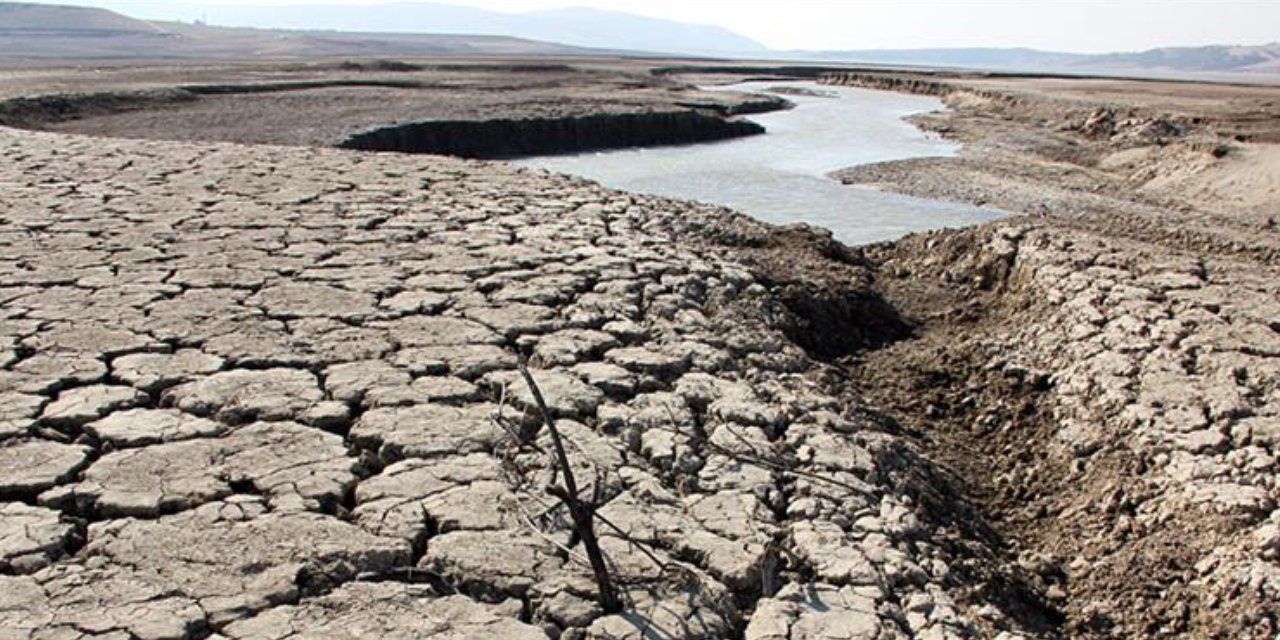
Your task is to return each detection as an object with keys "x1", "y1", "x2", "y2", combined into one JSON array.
[{"x1": 519, "y1": 363, "x2": 622, "y2": 614}]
